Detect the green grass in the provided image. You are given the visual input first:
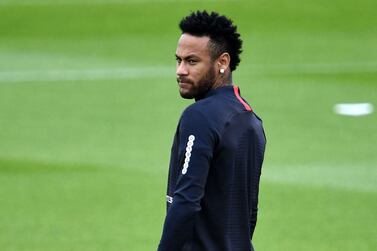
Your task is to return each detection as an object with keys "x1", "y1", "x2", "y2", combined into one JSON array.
[
  {"x1": 1, "y1": 0, "x2": 376, "y2": 250},
  {"x1": 0, "y1": 159, "x2": 164, "y2": 251}
]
